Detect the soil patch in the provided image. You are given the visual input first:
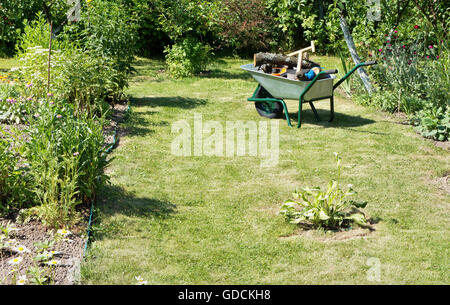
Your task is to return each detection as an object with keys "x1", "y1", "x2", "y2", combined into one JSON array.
[
  {"x1": 431, "y1": 174, "x2": 450, "y2": 195},
  {"x1": 279, "y1": 222, "x2": 377, "y2": 242},
  {"x1": 0, "y1": 217, "x2": 86, "y2": 285}
]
